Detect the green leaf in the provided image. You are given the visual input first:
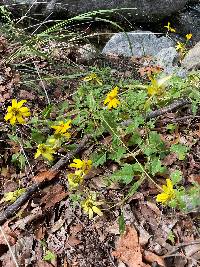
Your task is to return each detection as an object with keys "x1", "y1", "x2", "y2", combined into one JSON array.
[
  {"x1": 166, "y1": 123, "x2": 176, "y2": 133},
  {"x1": 92, "y1": 152, "x2": 107, "y2": 167},
  {"x1": 149, "y1": 157, "x2": 166, "y2": 176},
  {"x1": 128, "y1": 131, "x2": 143, "y2": 146},
  {"x1": 132, "y1": 163, "x2": 143, "y2": 173},
  {"x1": 42, "y1": 104, "x2": 53, "y2": 119},
  {"x1": 170, "y1": 144, "x2": 188, "y2": 160},
  {"x1": 142, "y1": 131, "x2": 165, "y2": 156},
  {"x1": 111, "y1": 164, "x2": 134, "y2": 184},
  {"x1": 109, "y1": 147, "x2": 126, "y2": 163},
  {"x1": 11, "y1": 153, "x2": 26, "y2": 169},
  {"x1": 8, "y1": 134, "x2": 20, "y2": 143},
  {"x1": 43, "y1": 250, "x2": 56, "y2": 262},
  {"x1": 118, "y1": 213, "x2": 125, "y2": 235},
  {"x1": 31, "y1": 129, "x2": 46, "y2": 143},
  {"x1": 170, "y1": 170, "x2": 182, "y2": 184},
  {"x1": 167, "y1": 231, "x2": 175, "y2": 244},
  {"x1": 125, "y1": 177, "x2": 144, "y2": 200}
]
